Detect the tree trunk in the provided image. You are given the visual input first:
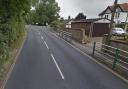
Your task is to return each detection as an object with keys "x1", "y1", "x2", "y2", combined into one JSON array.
[
  {"x1": 124, "y1": 13, "x2": 128, "y2": 31},
  {"x1": 106, "y1": 0, "x2": 118, "y2": 45}
]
